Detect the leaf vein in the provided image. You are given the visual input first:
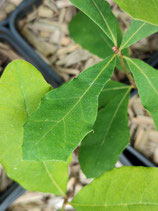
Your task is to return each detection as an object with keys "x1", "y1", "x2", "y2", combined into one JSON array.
[
  {"x1": 125, "y1": 57, "x2": 158, "y2": 96},
  {"x1": 120, "y1": 22, "x2": 146, "y2": 50},
  {"x1": 43, "y1": 161, "x2": 65, "y2": 196},
  {"x1": 91, "y1": 0, "x2": 117, "y2": 46},
  {"x1": 35, "y1": 55, "x2": 116, "y2": 147}
]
